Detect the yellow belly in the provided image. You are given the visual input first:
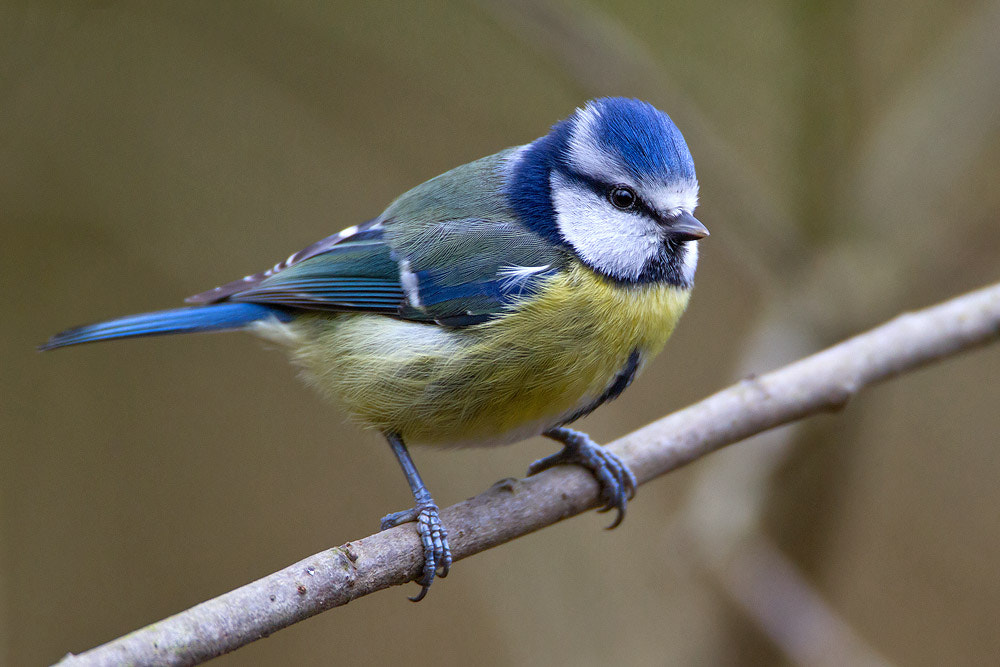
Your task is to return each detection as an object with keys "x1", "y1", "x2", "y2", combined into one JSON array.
[{"x1": 270, "y1": 263, "x2": 691, "y2": 446}]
